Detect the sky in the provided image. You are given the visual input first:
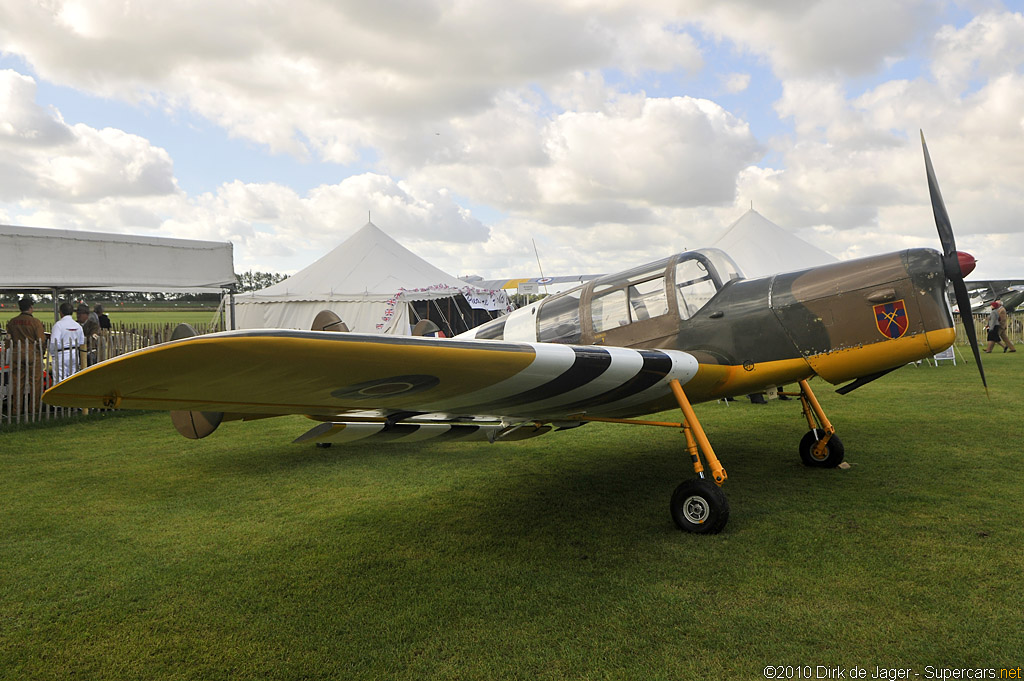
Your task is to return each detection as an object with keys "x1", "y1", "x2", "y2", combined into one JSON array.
[{"x1": 1, "y1": 0, "x2": 1023, "y2": 282}]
